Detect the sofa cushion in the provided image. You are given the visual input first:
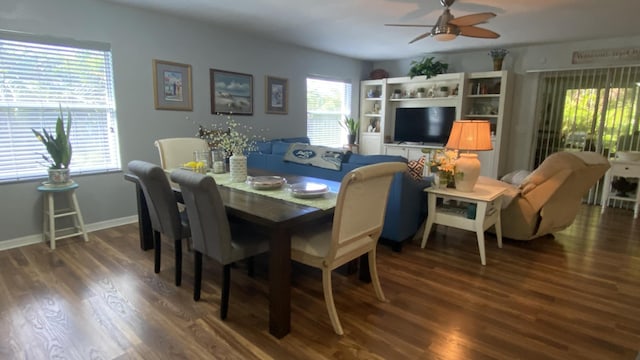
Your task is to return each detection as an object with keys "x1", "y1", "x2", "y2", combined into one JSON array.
[
  {"x1": 273, "y1": 141, "x2": 292, "y2": 155},
  {"x1": 407, "y1": 156, "x2": 425, "y2": 180},
  {"x1": 255, "y1": 140, "x2": 273, "y2": 154},
  {"x1": 283, "y1": 143, "x2": 345, "y2": 171},
  {"x1": 281, "y1": 136, "x2": 310, "y2": 144},
  {"x1": 348, "y1": 154, "x2": 407, "y2": 165}
]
